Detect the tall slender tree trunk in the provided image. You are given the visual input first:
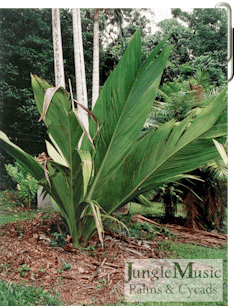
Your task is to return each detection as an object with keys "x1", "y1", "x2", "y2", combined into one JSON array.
[
  {"x1": 38, "y1": 9, "x2": 65, "y2": 210},
  {"x1": 72, "y1": 8, "x2": 88, "y2": 131},
  {"x1": 92, "y1": 8, "x2": 100, "y2": 109},
  {"x1": 52, "y1": 8, "x2": 65, "y2": 88}
]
